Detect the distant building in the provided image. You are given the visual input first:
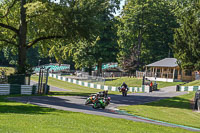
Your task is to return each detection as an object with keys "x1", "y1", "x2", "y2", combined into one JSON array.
[
  {"x1": 93, "y1": 63, "x2": 123, "y2": 77},
  {"x1": 145, "y1": 58, "x2": 195, "y2": 82}
]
